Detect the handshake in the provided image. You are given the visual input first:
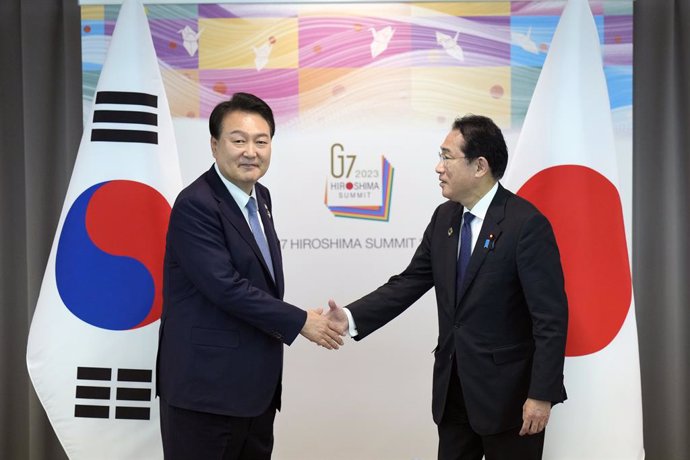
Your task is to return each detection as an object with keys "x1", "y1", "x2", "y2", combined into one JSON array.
[{"x1": 299, "y1": 300, "x2": 350, "y2": 350}]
